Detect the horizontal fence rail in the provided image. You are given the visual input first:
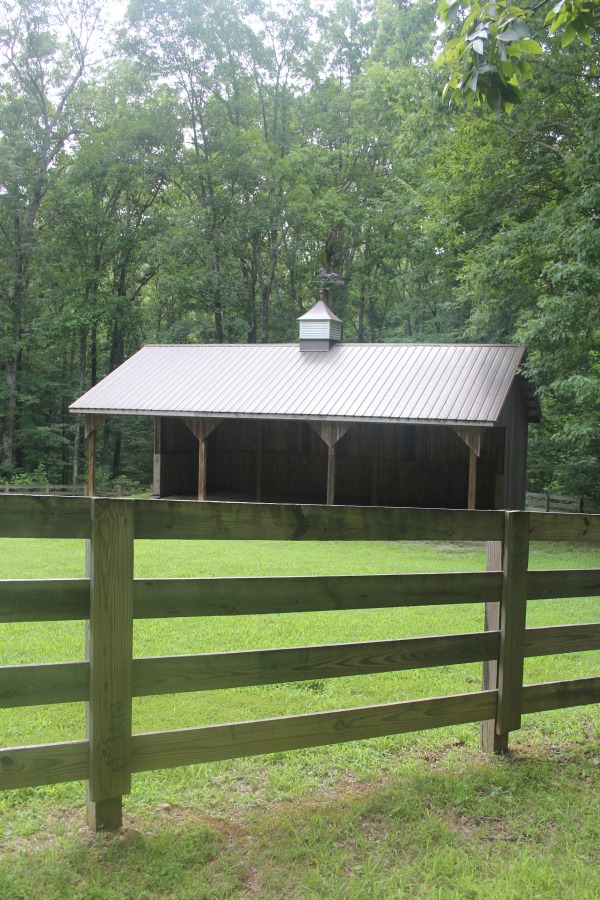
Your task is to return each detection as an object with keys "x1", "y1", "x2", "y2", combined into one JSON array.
[
  {"x1": 526, "y1": 491, "x2": 600, "y2": 514},
  {"x1": 2, "y1": 483, "x2": 149, "y2": 497},
  {"x1": 0, "y1": 495, "x2": 598, "y2": 831}
]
